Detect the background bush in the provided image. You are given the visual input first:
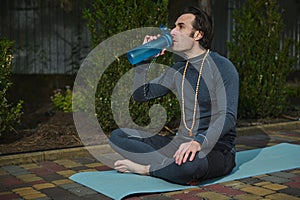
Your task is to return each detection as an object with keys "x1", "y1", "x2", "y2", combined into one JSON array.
[
  {"x1": 0, "y1": 37, "x2": 23, "y2": 137},
  {"x1": 51, "y1": 86, "x2": 73, "y2": 113},
  {"x1": 227, "y1": 0, "x2": 299, "y2": 119},
  {"x1": 83, "y1": 0, "x2": 180, "y2": 133}
]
